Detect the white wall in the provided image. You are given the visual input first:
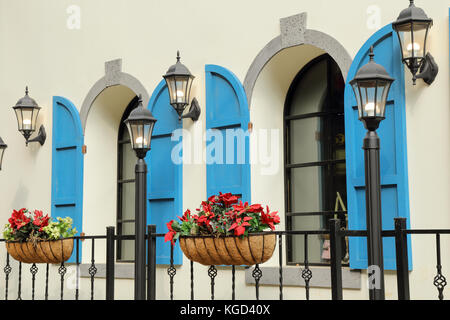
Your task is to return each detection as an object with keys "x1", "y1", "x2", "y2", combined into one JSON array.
[{"x1": 0, "y1": 0, "x2": 449, "y2": 300}]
